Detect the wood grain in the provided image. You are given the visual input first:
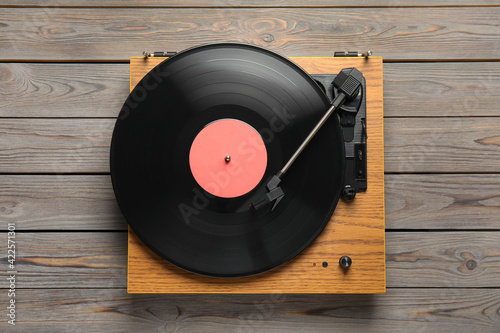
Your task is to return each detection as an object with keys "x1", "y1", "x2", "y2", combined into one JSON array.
[
  {"x1": 384, "y1": 117, "x2": 500, "y2": 173},
  {"x1": 3, "y1": 62, "x2": 500, "y2": 118},
  {"x1": 385, "y1": 174, "x2": 500, "y2": 229},
  {"x1": 1, "y1": 232, "x2": 499, "y2": 289},
  {"x1": 1, "y1": 288, "x2": 499, "y2": 332},
  {"x1": 0, "y1": 232, "x2": 127, "y2": 289},
  {"x1": 2, "y1": 0, "x2": 499, "y2": 7},
  {"x1": 1, "y1": 8, "x2": 500, "y2": 61},
  {"x1": 1, "y1": 174, "x2": 499, "y2": 231},
  {"x1": 387, "y1": 232, "x2": 500, "y2": 288},
  {"x1": 0, "y1": 175, "x2": 126, "y2": 230},
  {"x1": 384, "y1": 62, "x2": 500, "y2": 117},
  {"x1": 128, "y1": 226, "x2": 385, "y2": 293},
  {"x1": 2, "y1": 117, "x2": 500, "y2": 173},
  {"x1": 0, "y1": 63, "x2": 129, "y2": 118},
  {"x1": 0, "y1": 118, "x2": 113, "y2": 173},
  {"x1": 132, "y1": 230, "x2": 499, "y2": 290}
]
